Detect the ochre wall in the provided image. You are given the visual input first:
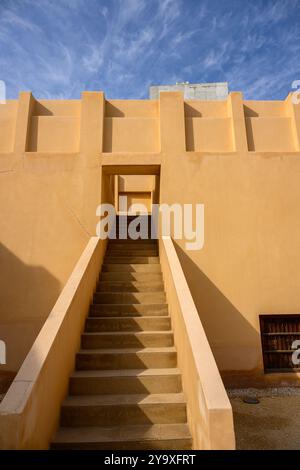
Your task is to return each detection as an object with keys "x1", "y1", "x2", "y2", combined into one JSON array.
[
  {"x1": 0, "y1": 156, "x2": 103, "y2": 374},
  {"x1": 159, "y1": 91, "x2": 300, "y2": 385},
  {"x1": 119, "y1": 192, "x2": 152, "y2": 213},
  {"x1": 161, "y1": 152, "x2": 300, "y2": 375},
  {"x1": 1, "y1": 90, "x2": 300, "y2": 386},
  {"x1": 27, "y1": 100, "x2": 81, "y2": 152},
  {"x1": 185, "y1": 100, "x2": 233, "y2": 152},
  {"x1": 0, "y1": 92, "x2": 104, "y2": 377},
  {"x1": 118, "y1": 175, "x2": 155, "y2": 192},
  {"x1": 103, "y1": 100, "x2": 159, "y2": 153},
  {"x1": 0, "y1": 101, "x2": 17, "y2": 152},
  {"x1": 244, "y1": 100, "x2": 296, "y2": 152}
]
